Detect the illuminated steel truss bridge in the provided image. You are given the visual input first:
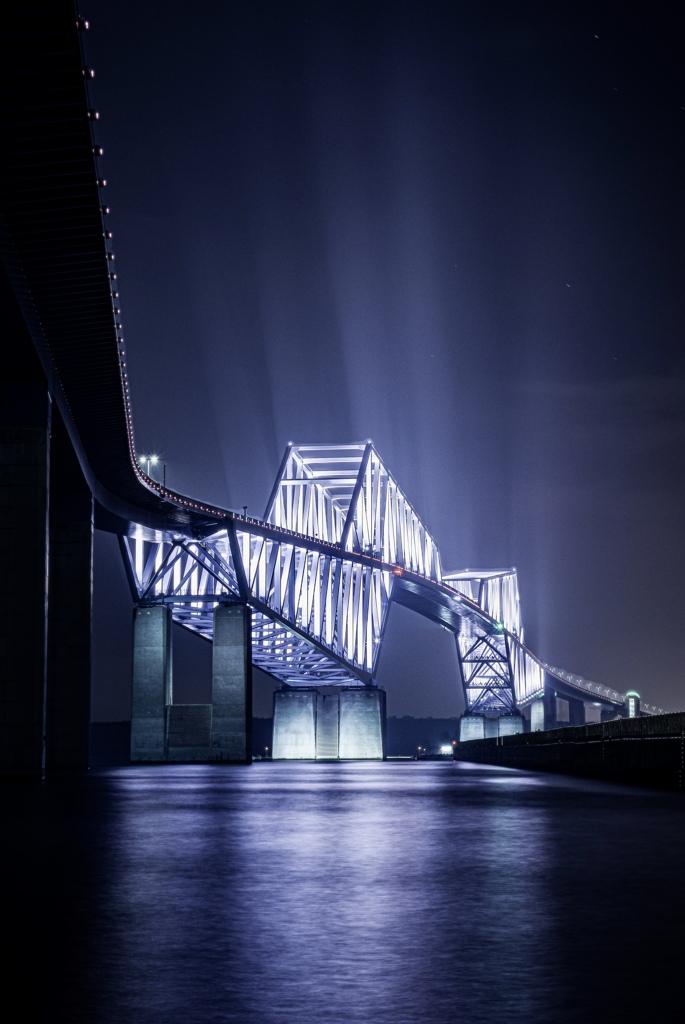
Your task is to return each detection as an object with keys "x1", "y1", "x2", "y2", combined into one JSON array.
[
  {"x1": 0, "y1": 8, "x2": 665, "y2": 783},
  {"x1": 121, "y1": 442, "x2": 651, "y2": 716}
]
